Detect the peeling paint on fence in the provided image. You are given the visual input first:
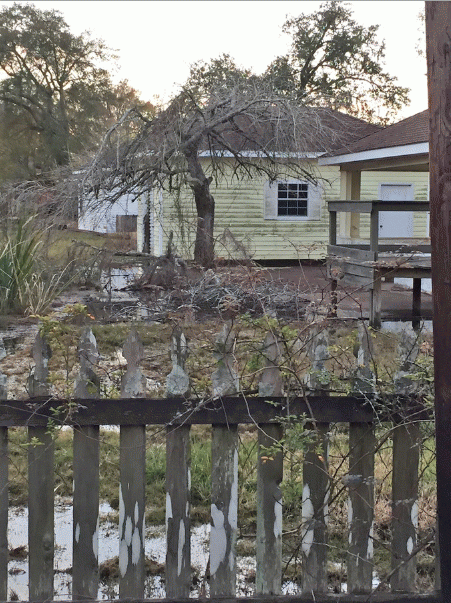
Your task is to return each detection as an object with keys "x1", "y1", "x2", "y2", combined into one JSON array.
[
  {"x1": 210, "y1": 504, "x2": 227, "y2": 576},
  {"x1": 166, "y1": 418, "x2": 190, "y2": 598}
]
